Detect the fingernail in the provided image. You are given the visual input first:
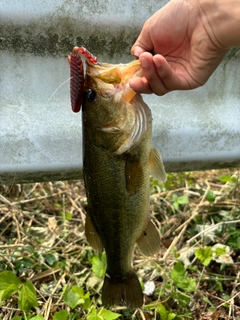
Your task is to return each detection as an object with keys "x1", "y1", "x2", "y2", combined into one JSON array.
[
  {"x1": 140, "y1": 57, "x2": 148, "y2": 68},
  {"x1": 131, "y1": 47, "x2": 139, "y2": 58},
  {"x1": 154, "y1": 59, "x2": 161, "y2": 68},
  {"x1": 153, "y1": 55, "x2": 162, "y2": 68}
]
